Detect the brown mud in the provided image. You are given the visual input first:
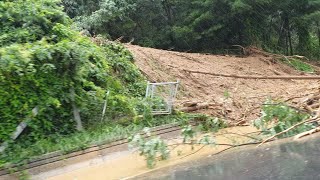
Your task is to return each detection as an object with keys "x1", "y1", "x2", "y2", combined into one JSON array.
[
  {"x1": 126, "y1": 45, "x2": 320, "y2": 124},
  {"x1": 40, "y1": 126, "x2": 258, "y2": 180}
]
